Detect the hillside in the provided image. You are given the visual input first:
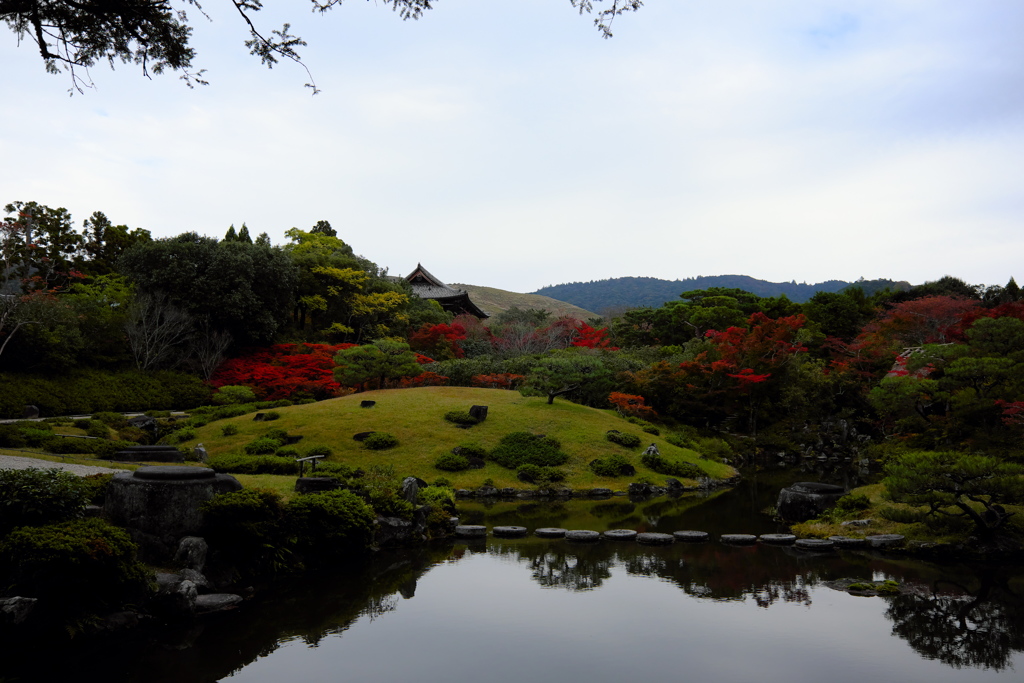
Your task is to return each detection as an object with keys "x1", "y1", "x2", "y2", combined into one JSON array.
[
  {"x1": 532, "y1": 276, "x2": 912, "y2": 312},
  {"x1": 452, "y1": 283, "x2": 598, "y2": 320},
  {"x1": 192, "y1": 387, "x2": 734, "y2": 489}
]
